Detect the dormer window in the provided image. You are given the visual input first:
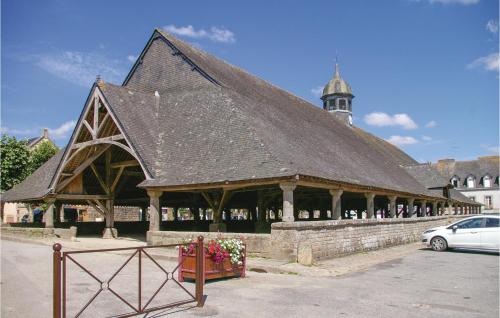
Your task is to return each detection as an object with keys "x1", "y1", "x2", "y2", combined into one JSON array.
[
  {"x1": 466, "y1": 176, "x2": 475, "y2": 188},
  {"x1": 450, "y1": 176, "x2": 459, "y2": 187},
  {"x1": 483, "y1": 175, "x2": 492, "y2": 188}
]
